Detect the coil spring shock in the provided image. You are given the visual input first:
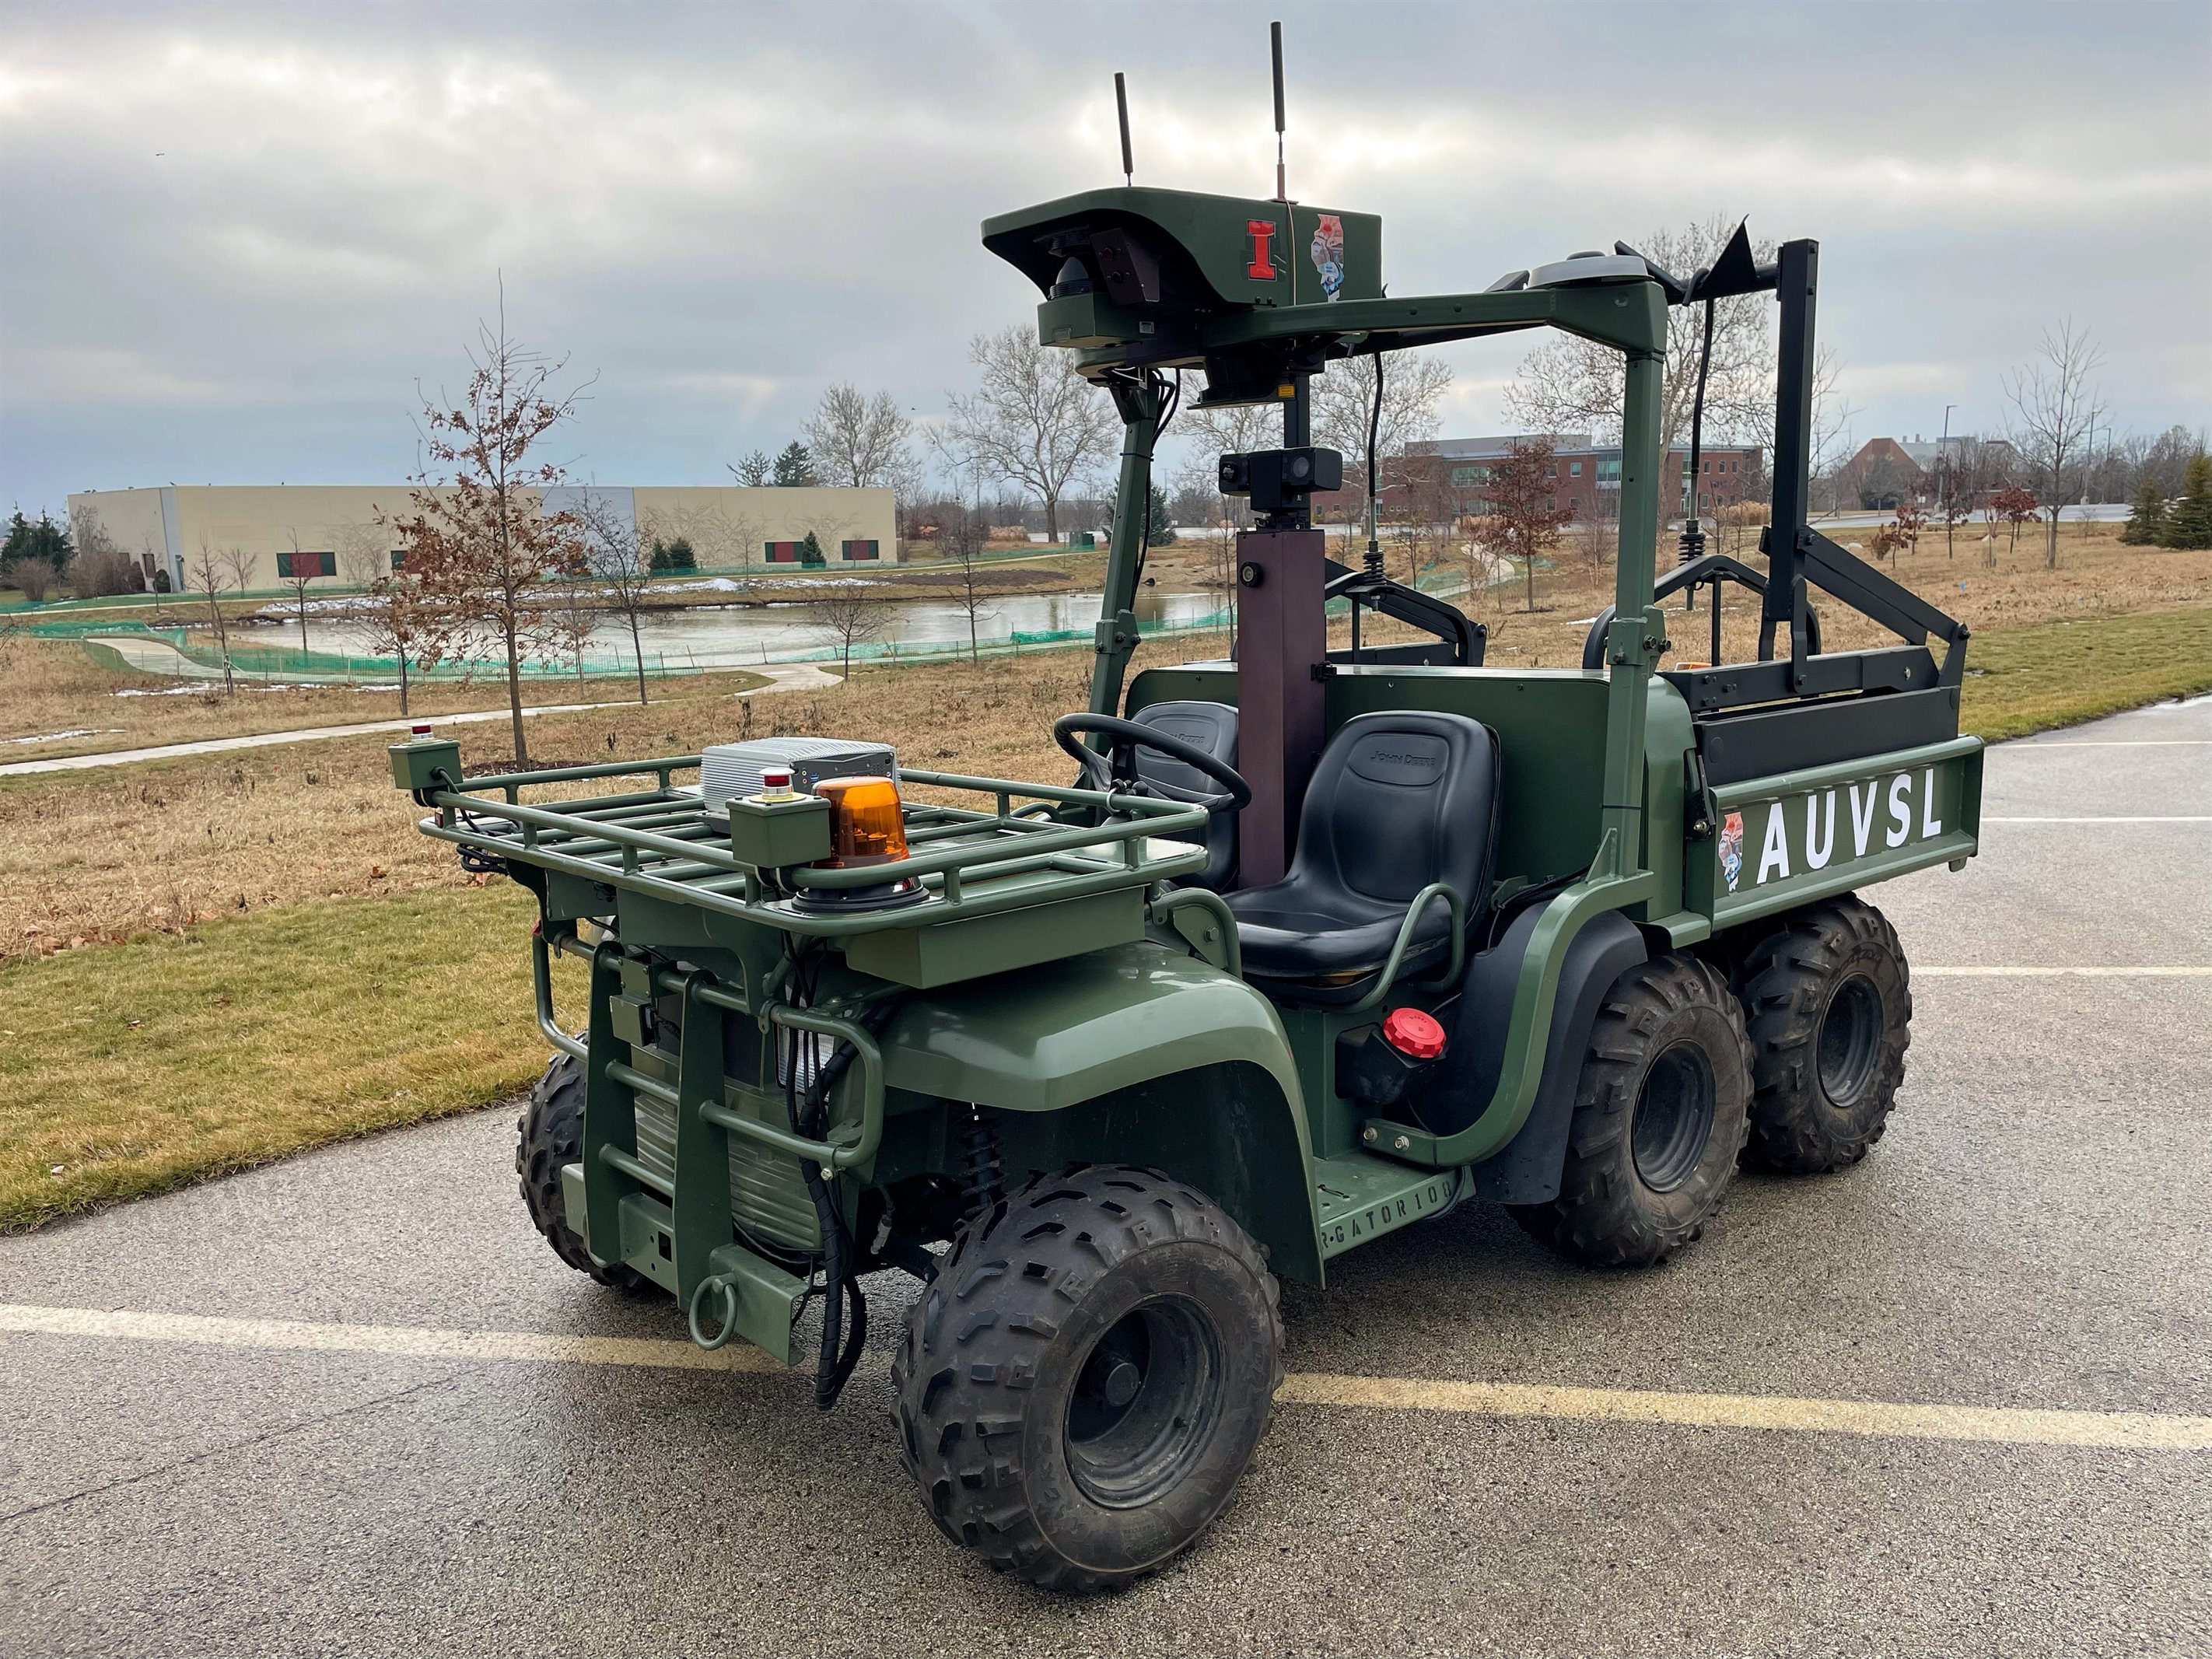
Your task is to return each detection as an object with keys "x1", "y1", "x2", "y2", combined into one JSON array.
[{"x1": 957, "y1": 1104, "x2": 1003, "y2": 1219}]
